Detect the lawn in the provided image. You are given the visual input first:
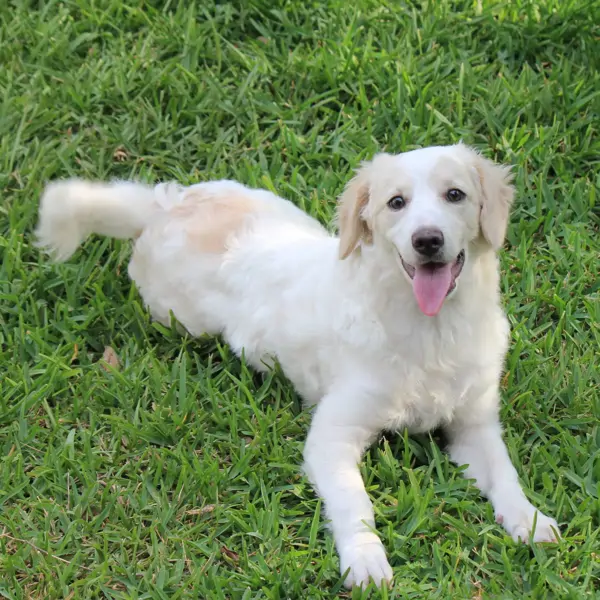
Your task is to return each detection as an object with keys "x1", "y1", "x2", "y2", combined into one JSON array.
[{"x1": 0, "y1": 0, "x2": 598, "y2": 598}]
